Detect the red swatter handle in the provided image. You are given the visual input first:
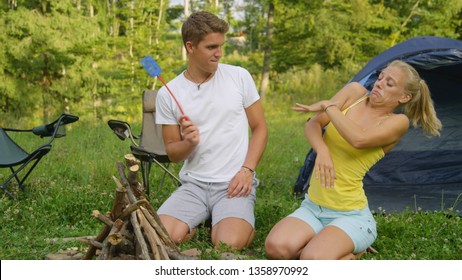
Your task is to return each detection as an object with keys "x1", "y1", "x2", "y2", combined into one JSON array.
[{"x1": 157, "y1": 75, "x2": 185, "y2": 116}]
